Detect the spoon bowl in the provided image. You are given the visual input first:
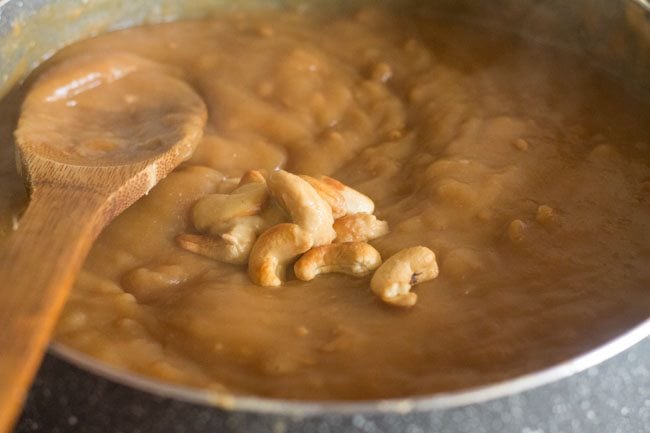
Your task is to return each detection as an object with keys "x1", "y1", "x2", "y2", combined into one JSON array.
[{"x1": 0, "y1": 51, "x2": 206, "y2": 432}]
